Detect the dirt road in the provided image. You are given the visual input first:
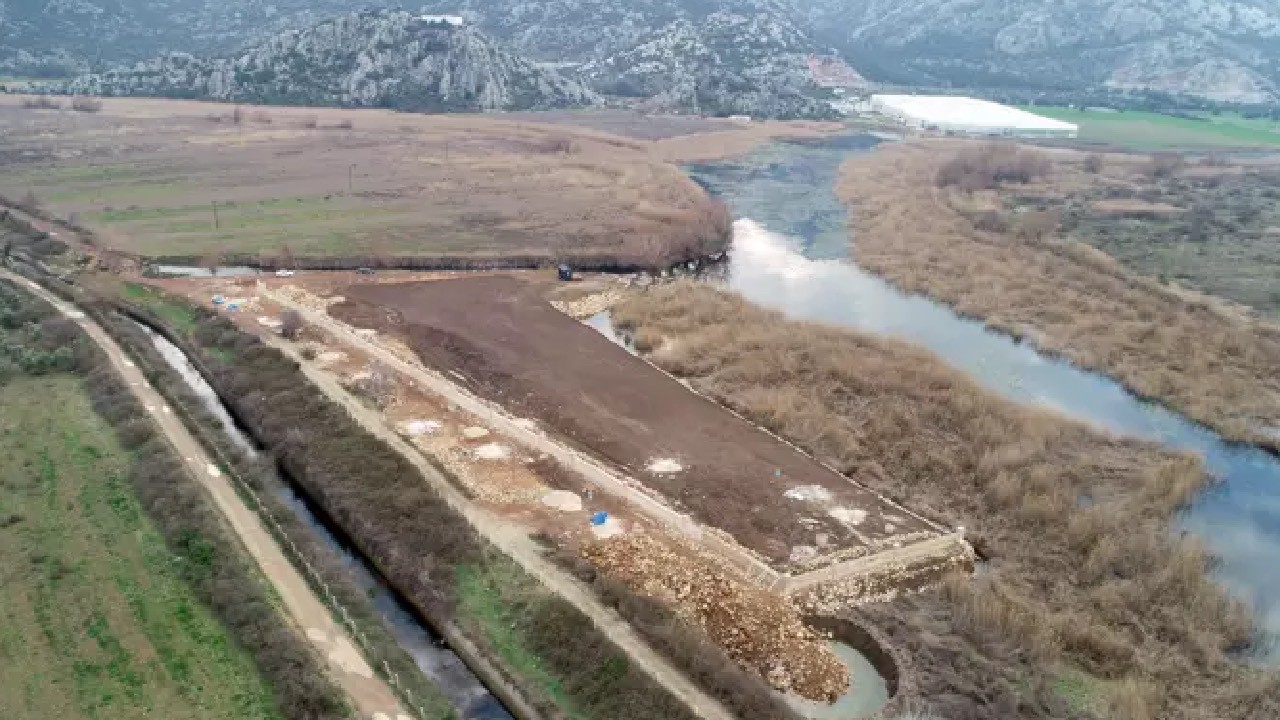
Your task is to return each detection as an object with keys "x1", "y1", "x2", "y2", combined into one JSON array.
[
  {"x1": 2, "y1": 271, "x2": 411, "y2": 720},
  {"x1": 255, "y1": 296, "x2": 742, "y2": 720}
]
